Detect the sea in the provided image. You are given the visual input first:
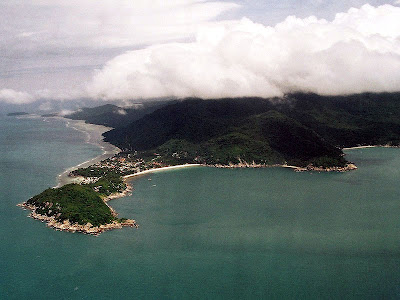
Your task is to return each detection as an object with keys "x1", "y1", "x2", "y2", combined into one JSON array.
[{"x1": 1, "y1": 115, "x2": 400, "y2": 299}]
